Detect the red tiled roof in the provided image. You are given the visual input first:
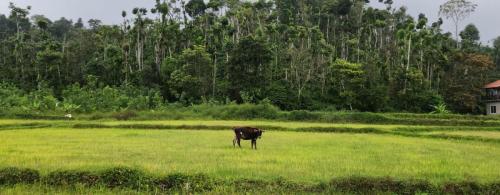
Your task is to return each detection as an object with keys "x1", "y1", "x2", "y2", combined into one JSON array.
[{"x1": 484, "y1": 80, "x2": 500, "y2": 89}]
